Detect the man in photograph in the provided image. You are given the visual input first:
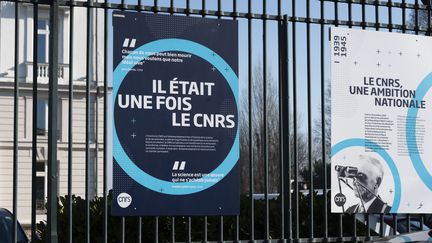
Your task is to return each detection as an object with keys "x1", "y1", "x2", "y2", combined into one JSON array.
[{"x1": 345, "y1": 155, "x2": 391, "y2": 213}]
